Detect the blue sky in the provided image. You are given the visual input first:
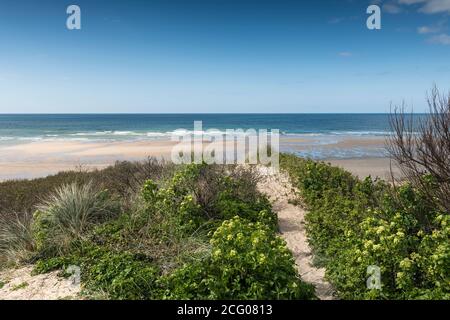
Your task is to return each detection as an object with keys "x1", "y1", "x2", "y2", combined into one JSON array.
[{"x1": 0, "y1": 0, "x2": 449, "y2": 113}]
